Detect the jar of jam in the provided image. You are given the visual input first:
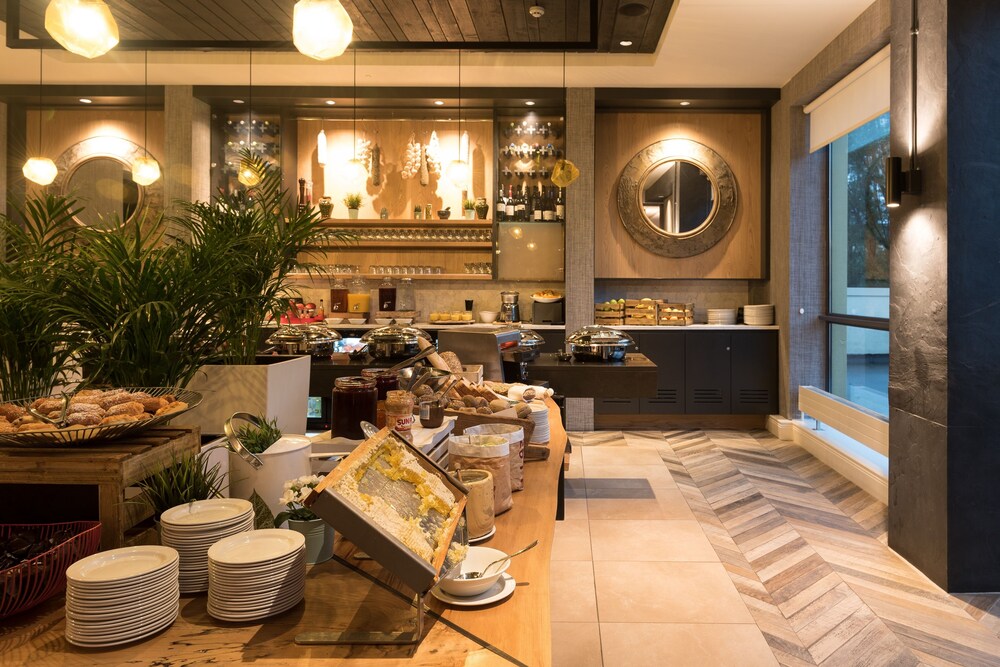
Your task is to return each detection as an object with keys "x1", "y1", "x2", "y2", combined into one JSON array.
[
  {"x1": 361, "y1": 368, "x2": 399, "y2": 429},
  {"x1": 331, "y1": 376, "x2": 377, "y2": 440},
  {"x1": 418, "y1": 396, "x2": 444, "y2": 429},
  {"x1": 385, "y1": 390, "x2": 415, "y2": 443}
]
